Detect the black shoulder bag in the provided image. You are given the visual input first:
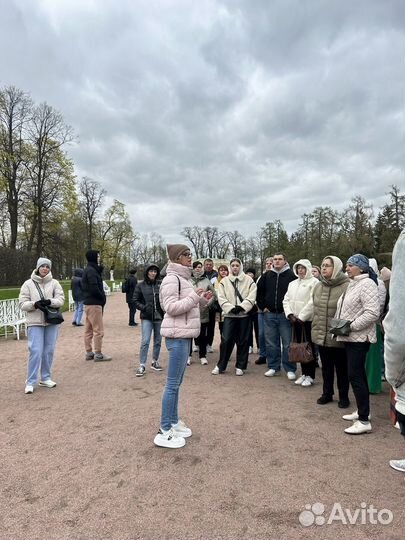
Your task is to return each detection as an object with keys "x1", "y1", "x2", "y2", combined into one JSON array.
[
  {"x1": 330, "y1": 290, "x2": 351, "y2": 337},
  {"x1": 33, "y1": 281, "x2": 64, "y2": 325}
]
